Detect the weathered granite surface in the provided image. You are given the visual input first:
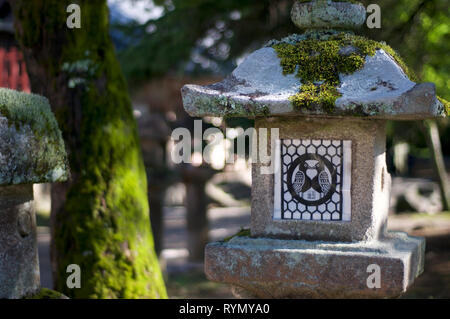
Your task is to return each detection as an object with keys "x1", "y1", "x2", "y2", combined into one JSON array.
[
  {"x1": 0, "y1": 88, "x2": 68, "y2": 185},
  {"x1": 252, "y1": 117, "x2": 390, "y2": 242},
  {"x1": 181, "y1": 48, "x2": 444, "y2": 119},
  {"x1": 0, "y1": 185, "x2": 40, "y2": 299},
  {"x1": 205, "y1": 232, "x2": 425, "y2": 299},
  {"x1": 291, "y1": 0, "x2": 366, "y2": 30}
]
